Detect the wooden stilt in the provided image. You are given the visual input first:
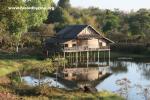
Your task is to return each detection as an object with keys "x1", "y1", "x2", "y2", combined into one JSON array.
[
  {"x1": 67, "y1": 52, "x2": 69, "y2": 65},
  {"x1": 91, "y1": 51, "x2": 93, "y2": 62},
  {"x1": 87, "y1": 51, "x2": 89, "y2": 68},
  {"x1": 109, "y1": 50, "x2": 110, "y2": 66},
  {"x1": 73, "y1": 52, "x2": 75, "y2": 67},
  {"x1": 76, "y1": 52, "x2": 78, "y2": 67},
  {"x1": 71, "y1": 52, "x2": 73, "y2": 66},
  {"x1": 82, "y1": 52, "x2": 84, "y2": 64},
  {"x1": 72, "y1": 52, "x2": 74, "y2": 67},
  {"x1": 104, "y1": 51, "x2": 106, "y2": 66},
  {"x1": 89, "y1": 51, "x2": 90, "y2": 62},
  {"x1": 94, "y1": 51, "x2": 96, "y2": 63},
  {"x1": 70, "y1": 52, "x2": 72, "y2": 67},
  {"x1": 98, "y1": 50, "x2": 99, "y2": 67},
  {"x1": 80, "y1": 51, "x2": 81, "y2": 64},
  {"x1": 64, "y1": 52, "x2": 66, "y2": 69}
]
